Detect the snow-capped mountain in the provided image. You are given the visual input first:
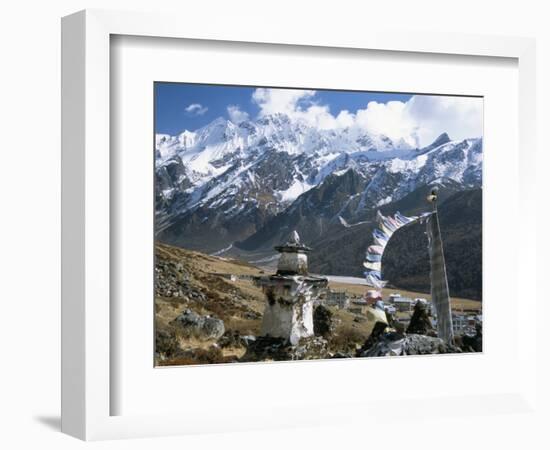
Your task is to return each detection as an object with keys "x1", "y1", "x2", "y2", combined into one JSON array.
[{"x1": 155, "y1": 113, "x2": 482, "y2": 254}]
